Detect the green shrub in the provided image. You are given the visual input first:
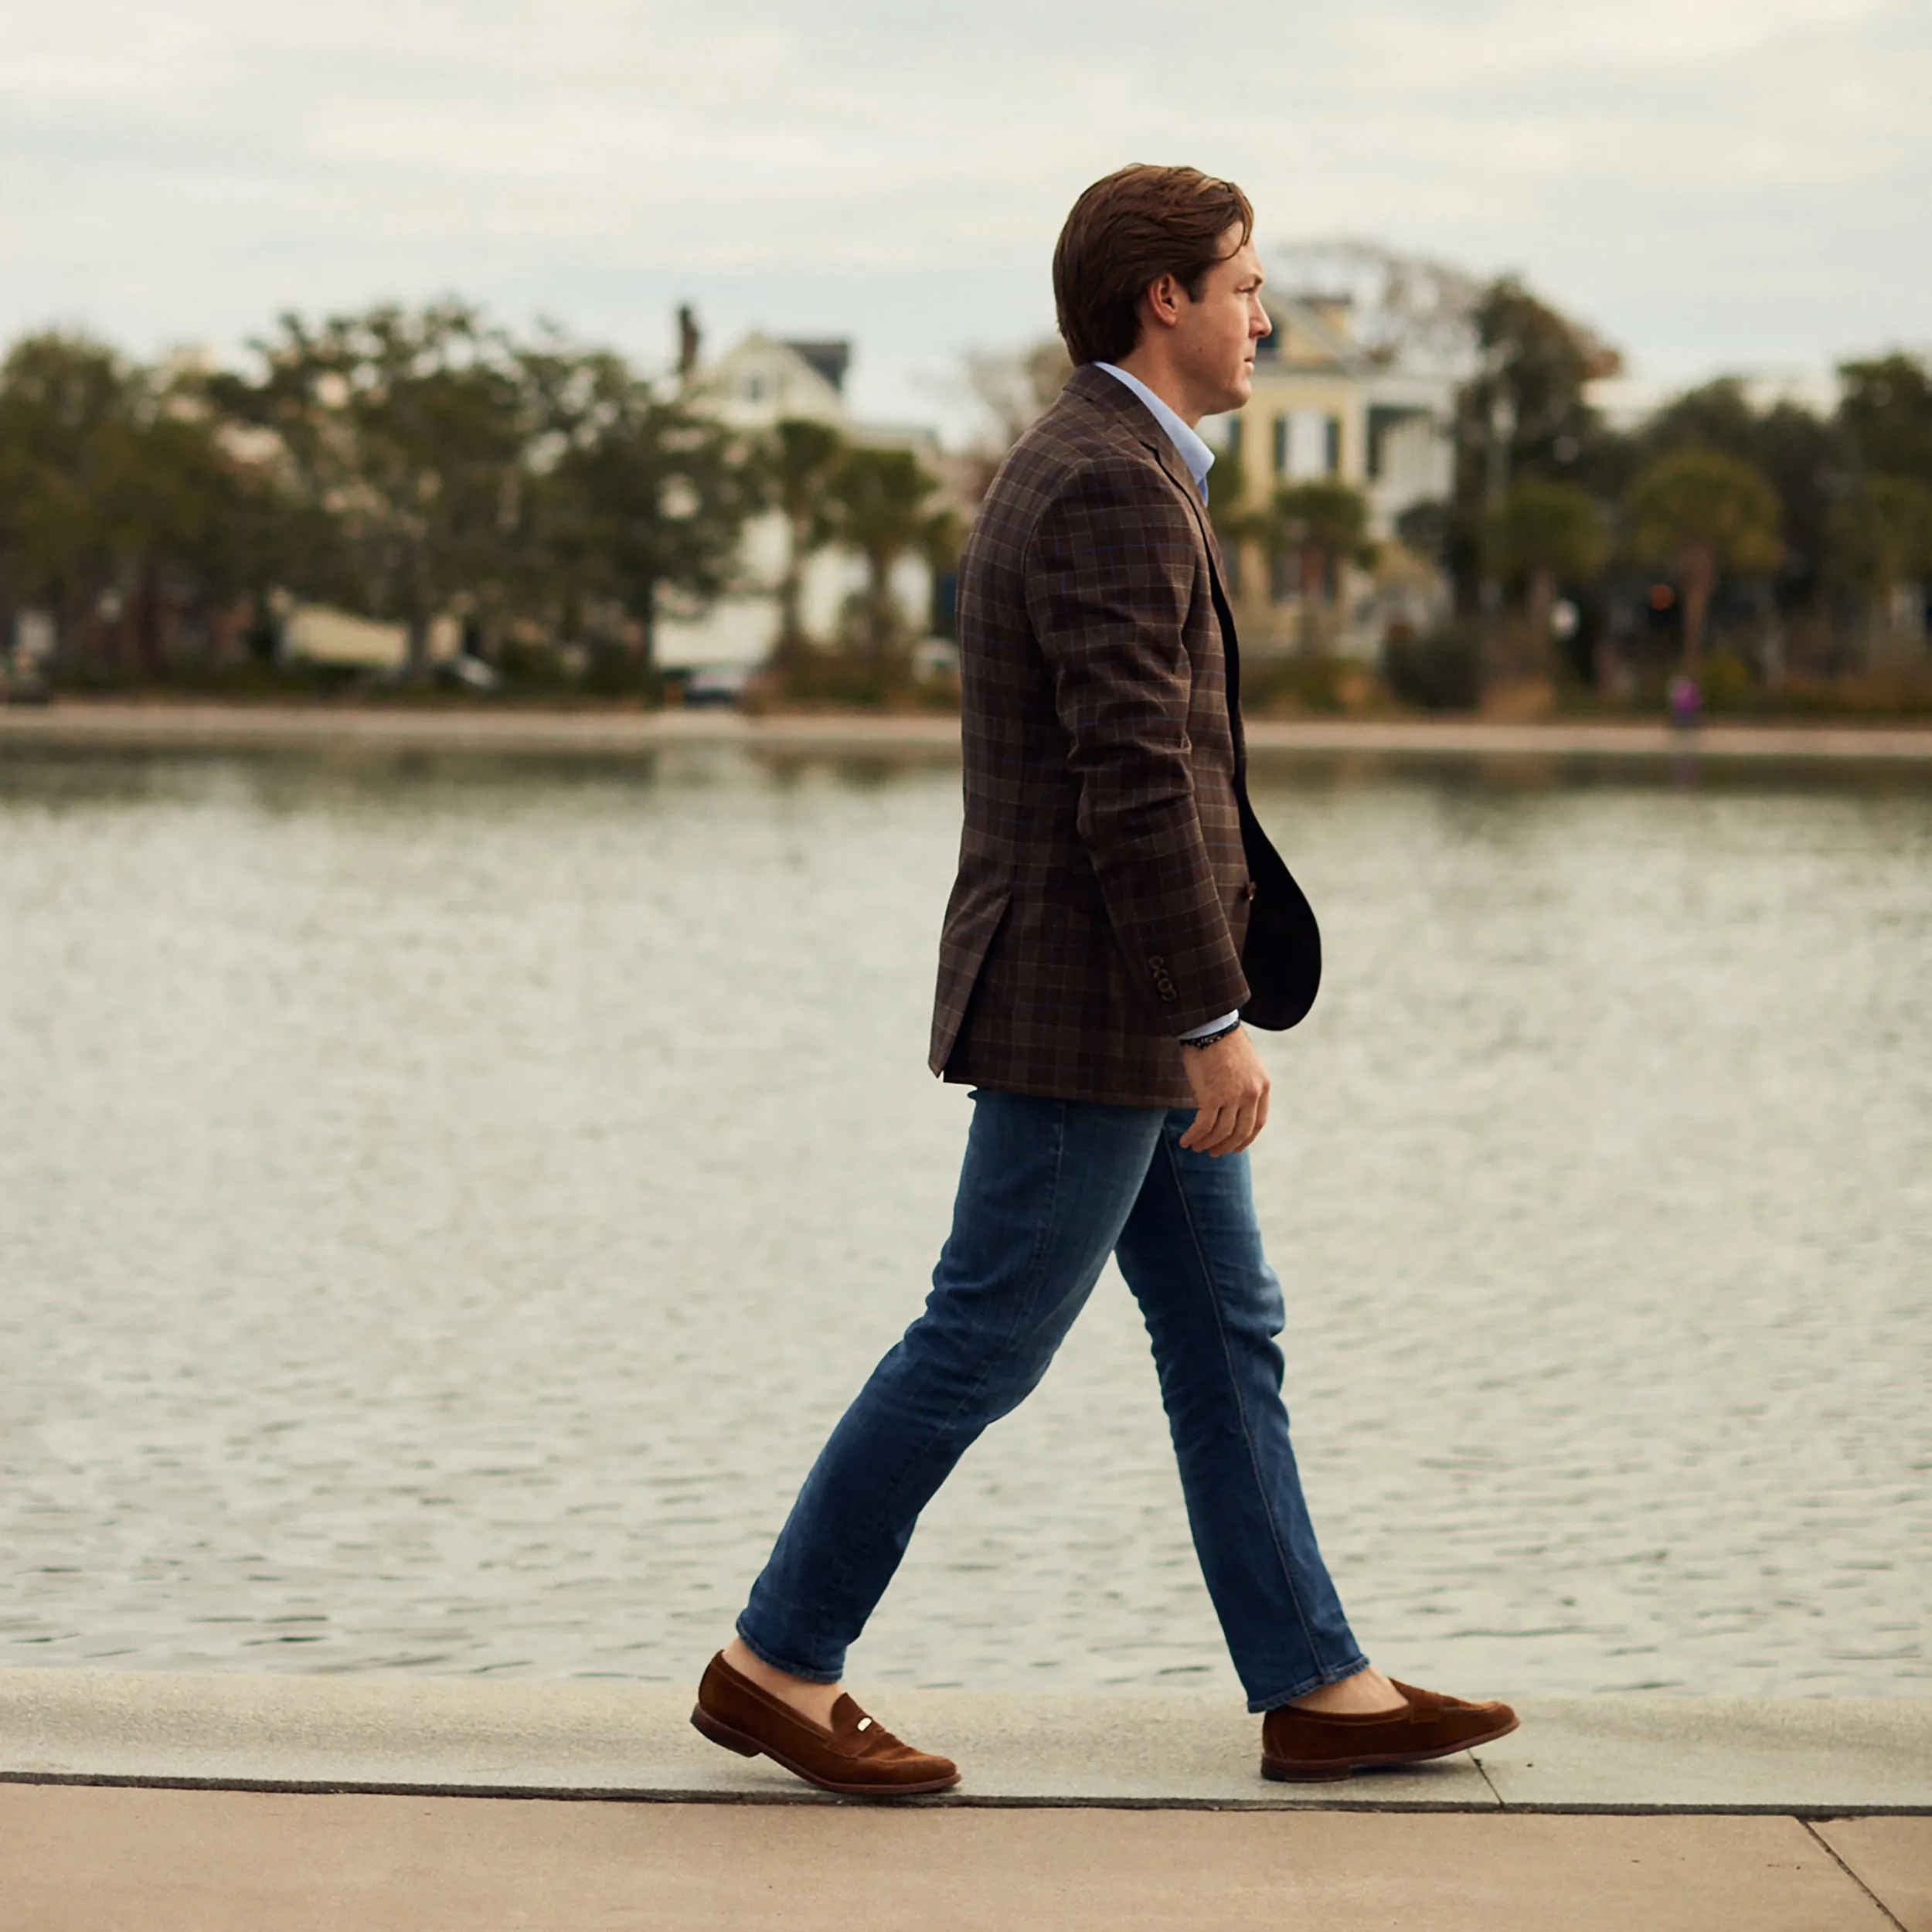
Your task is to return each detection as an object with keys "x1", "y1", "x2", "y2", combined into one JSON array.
[
  {"x1": 495, "y1": 639, "x2": 577, "y2": 693},
  {"x1": 578, "y1": 646, "x2": 665, "y2": 702},
  {"x1": 1243, "y1": 656, "x2": 1348, "y2": 714},
  {"x1": 1697, "y1": 650, "x2": 1755, "y2": 709},
  {"x1": 766, "y1": 645, "x2": 959, "y2": 711},
  {"x1": 1384, "y1": 624, "x2": 1483, "y2": 711}
]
